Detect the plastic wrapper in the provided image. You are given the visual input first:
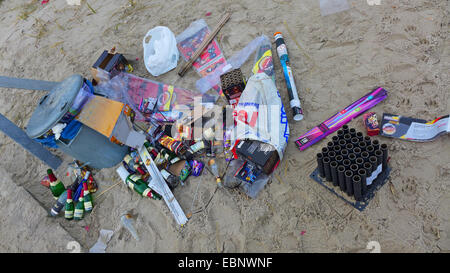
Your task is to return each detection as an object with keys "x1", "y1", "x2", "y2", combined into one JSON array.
[
  {"x1": 95, "y1": 71, "x2": 216, "y2": 123},
  {"x1": 195, "y1": 35, "x2": 269, "y2": 94},
  {"x1": 176, "y1": 19, "x2": 228, "y2": 97},
  {"x1": 89, "y1": 229, "x2": 114, "y2": 253},
  {"x1": 319, "y1": 0, "x2": 350, "y2": 16}
]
